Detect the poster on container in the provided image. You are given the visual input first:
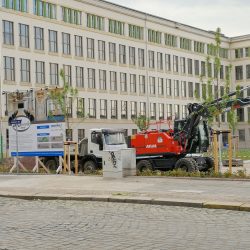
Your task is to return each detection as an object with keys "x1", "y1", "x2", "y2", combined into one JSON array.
[{"x1": 9, "y1": 118, "x2": 65, "y2": 157}]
